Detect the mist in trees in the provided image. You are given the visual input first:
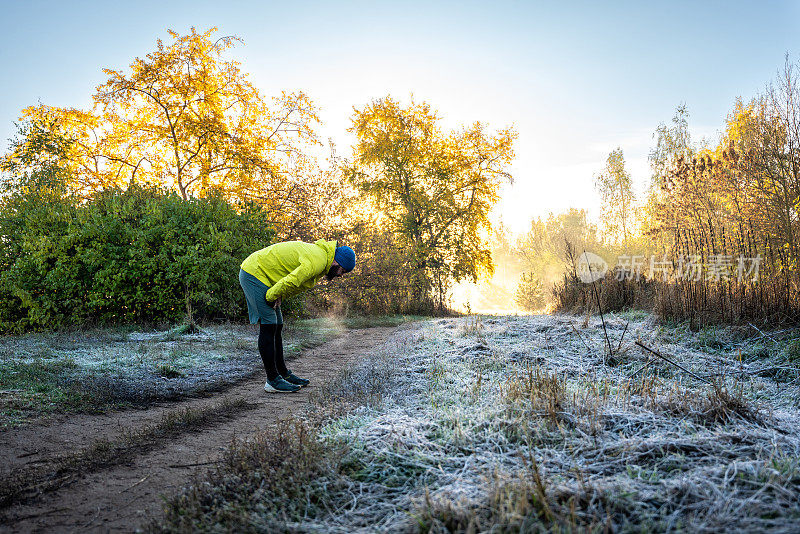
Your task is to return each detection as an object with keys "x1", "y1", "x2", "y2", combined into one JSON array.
[{"x1": 512, "y1": 209, "x2": 603, "y2": 311}]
